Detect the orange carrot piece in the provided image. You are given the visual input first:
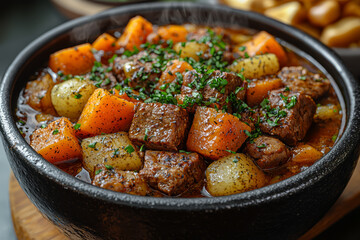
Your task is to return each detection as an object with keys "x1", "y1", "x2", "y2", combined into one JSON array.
[
  {"x1": 30, "y1": 117, "x2": 82, "y2": 163},
  {"x1": 241, "y1": 31, "x2": 288, "y2": 66},
  {"x1": 110, "y1": 88, "x2": 142, "y2": 103},
  {"x1": 186, "y1": 107, "x2": 251, "y2": 160},
  {"x1": 246, "y1": 78, "x2": 284, "y2": 107},
  {"x1": 49, "y1": 43, "x2": 95, "y2": 75},
  {"x1": 116, "y1": 16, "x2": 153, "y2": 51},
  {"x1": 157, "y1": 25, "x2": 188, "y2": 43},
  {"x1": 76, "y1": 88, "x2": 135, "y2": 138},
  {"x1": 92, "y1": 33, "x2": 117, "y2": 52},
  {"x1": 156, "y1": 60, "x2": 193, "y2": 89}
]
